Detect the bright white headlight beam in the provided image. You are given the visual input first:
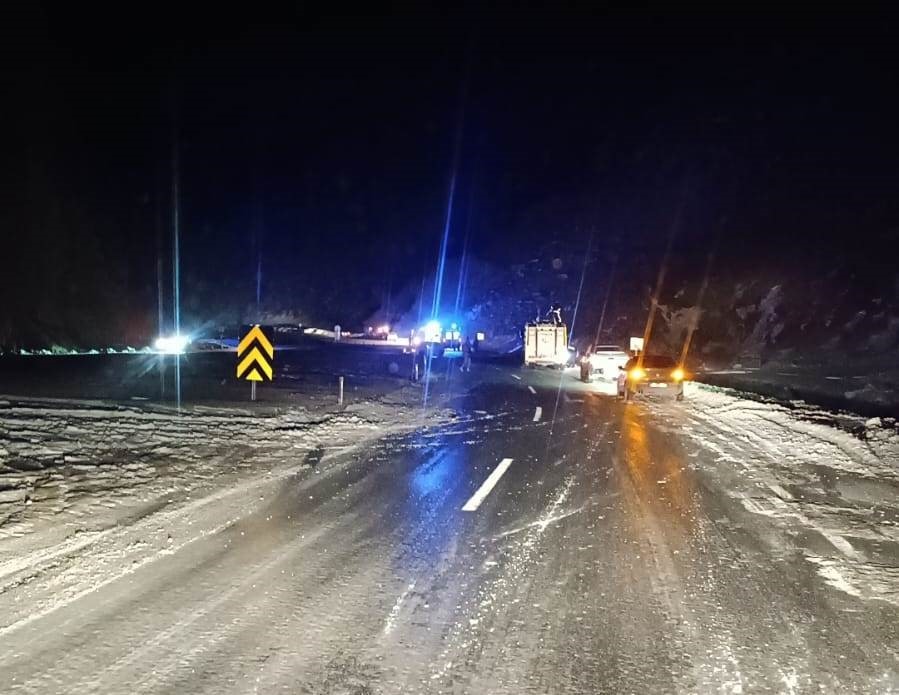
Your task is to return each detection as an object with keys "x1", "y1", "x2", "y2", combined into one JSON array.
[{"x1": 154, "y1": 334, "x2": 189, "y2": 354}]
